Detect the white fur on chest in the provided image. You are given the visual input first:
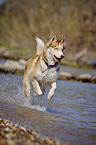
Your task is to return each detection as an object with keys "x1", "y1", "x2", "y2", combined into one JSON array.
[{"x1": 37, "y1": 63, "x2": 60, "y2": 85}]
